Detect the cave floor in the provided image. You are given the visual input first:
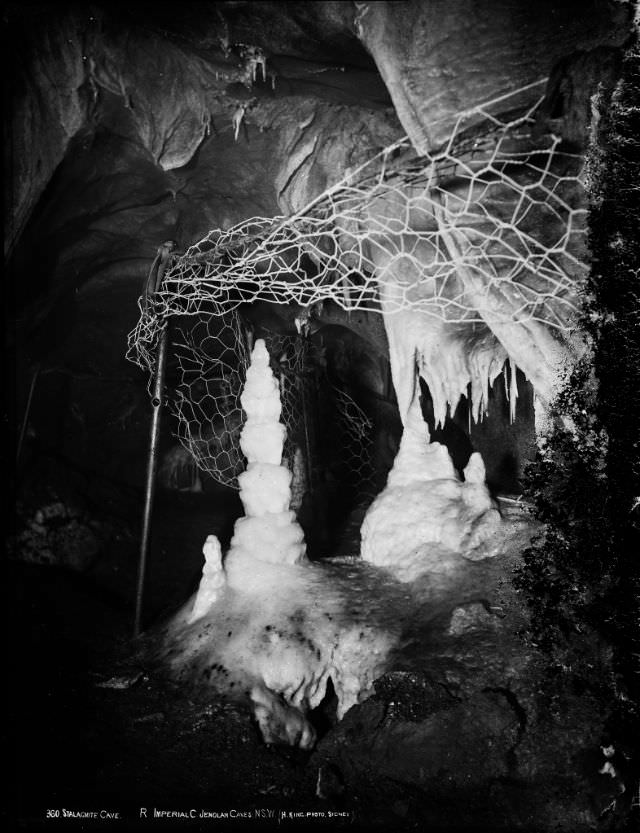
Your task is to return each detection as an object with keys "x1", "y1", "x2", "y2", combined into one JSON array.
[
  {"x1": 9, "y1": 487, "x2": 624, "y2": 833},
  {"x1": 9, "y1": 487, "x2": 410, "y2": 832}
]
